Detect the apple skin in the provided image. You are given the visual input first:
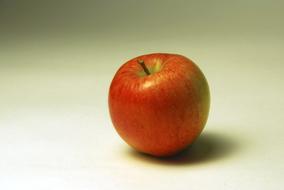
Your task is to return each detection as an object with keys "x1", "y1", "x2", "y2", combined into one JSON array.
[{"x1": 108, "y1": 53, "x2": 210, "y2": 157}]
